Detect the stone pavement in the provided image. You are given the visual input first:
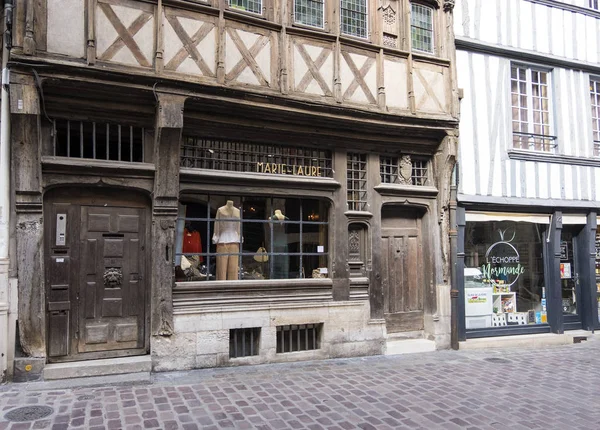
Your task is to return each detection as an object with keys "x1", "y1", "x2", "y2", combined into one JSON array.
[{"x1": 2, "y1": 339, "x2": 600, "y2": 430}]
